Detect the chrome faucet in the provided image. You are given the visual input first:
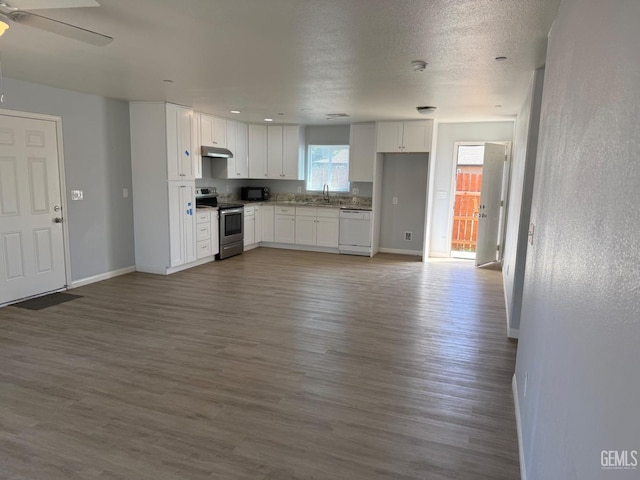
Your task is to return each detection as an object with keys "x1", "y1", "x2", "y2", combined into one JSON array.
[{"x1": 323, "y1": 183, "x2": 330, "y2": 203}]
